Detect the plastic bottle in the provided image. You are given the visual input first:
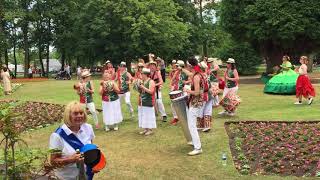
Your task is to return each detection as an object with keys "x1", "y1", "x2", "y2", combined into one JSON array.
[{"x1": 222, "y1": 152, "x2": 227, "y2": 166}]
